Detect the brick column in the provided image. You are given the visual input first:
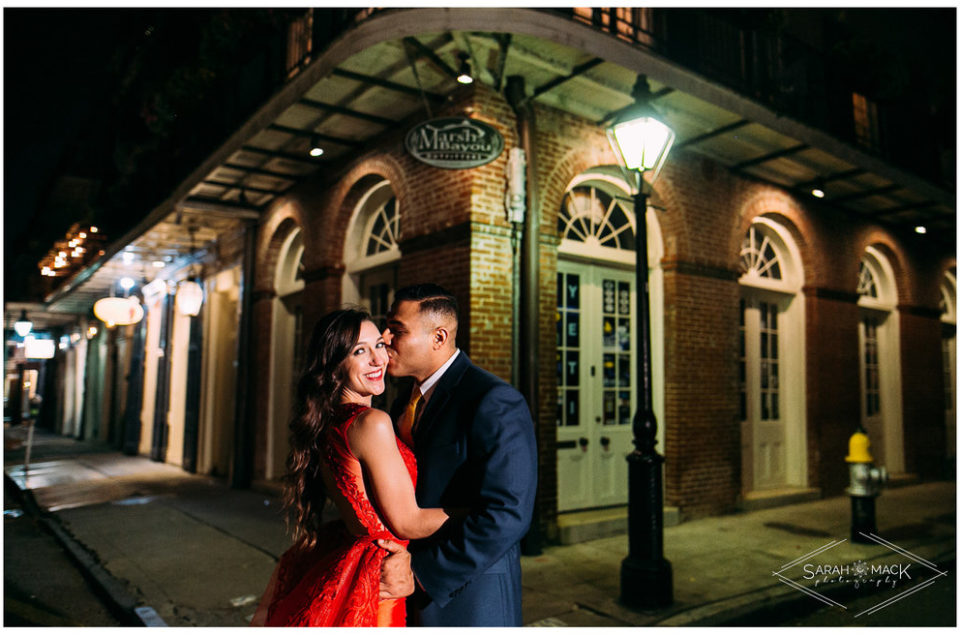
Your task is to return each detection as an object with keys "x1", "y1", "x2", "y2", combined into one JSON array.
[
  {"x1": 250, "y1": 289, "x2": 276, "y2": 481},
  {"x1": 803, "y1": 287, "x2": 861, "y2": 495},
  {"x1": 662, "y1": 260, "x2": 740, "y2": 518},
  {"x1": 900, "y1": 305, "x2": 947, "y2": 479}
]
